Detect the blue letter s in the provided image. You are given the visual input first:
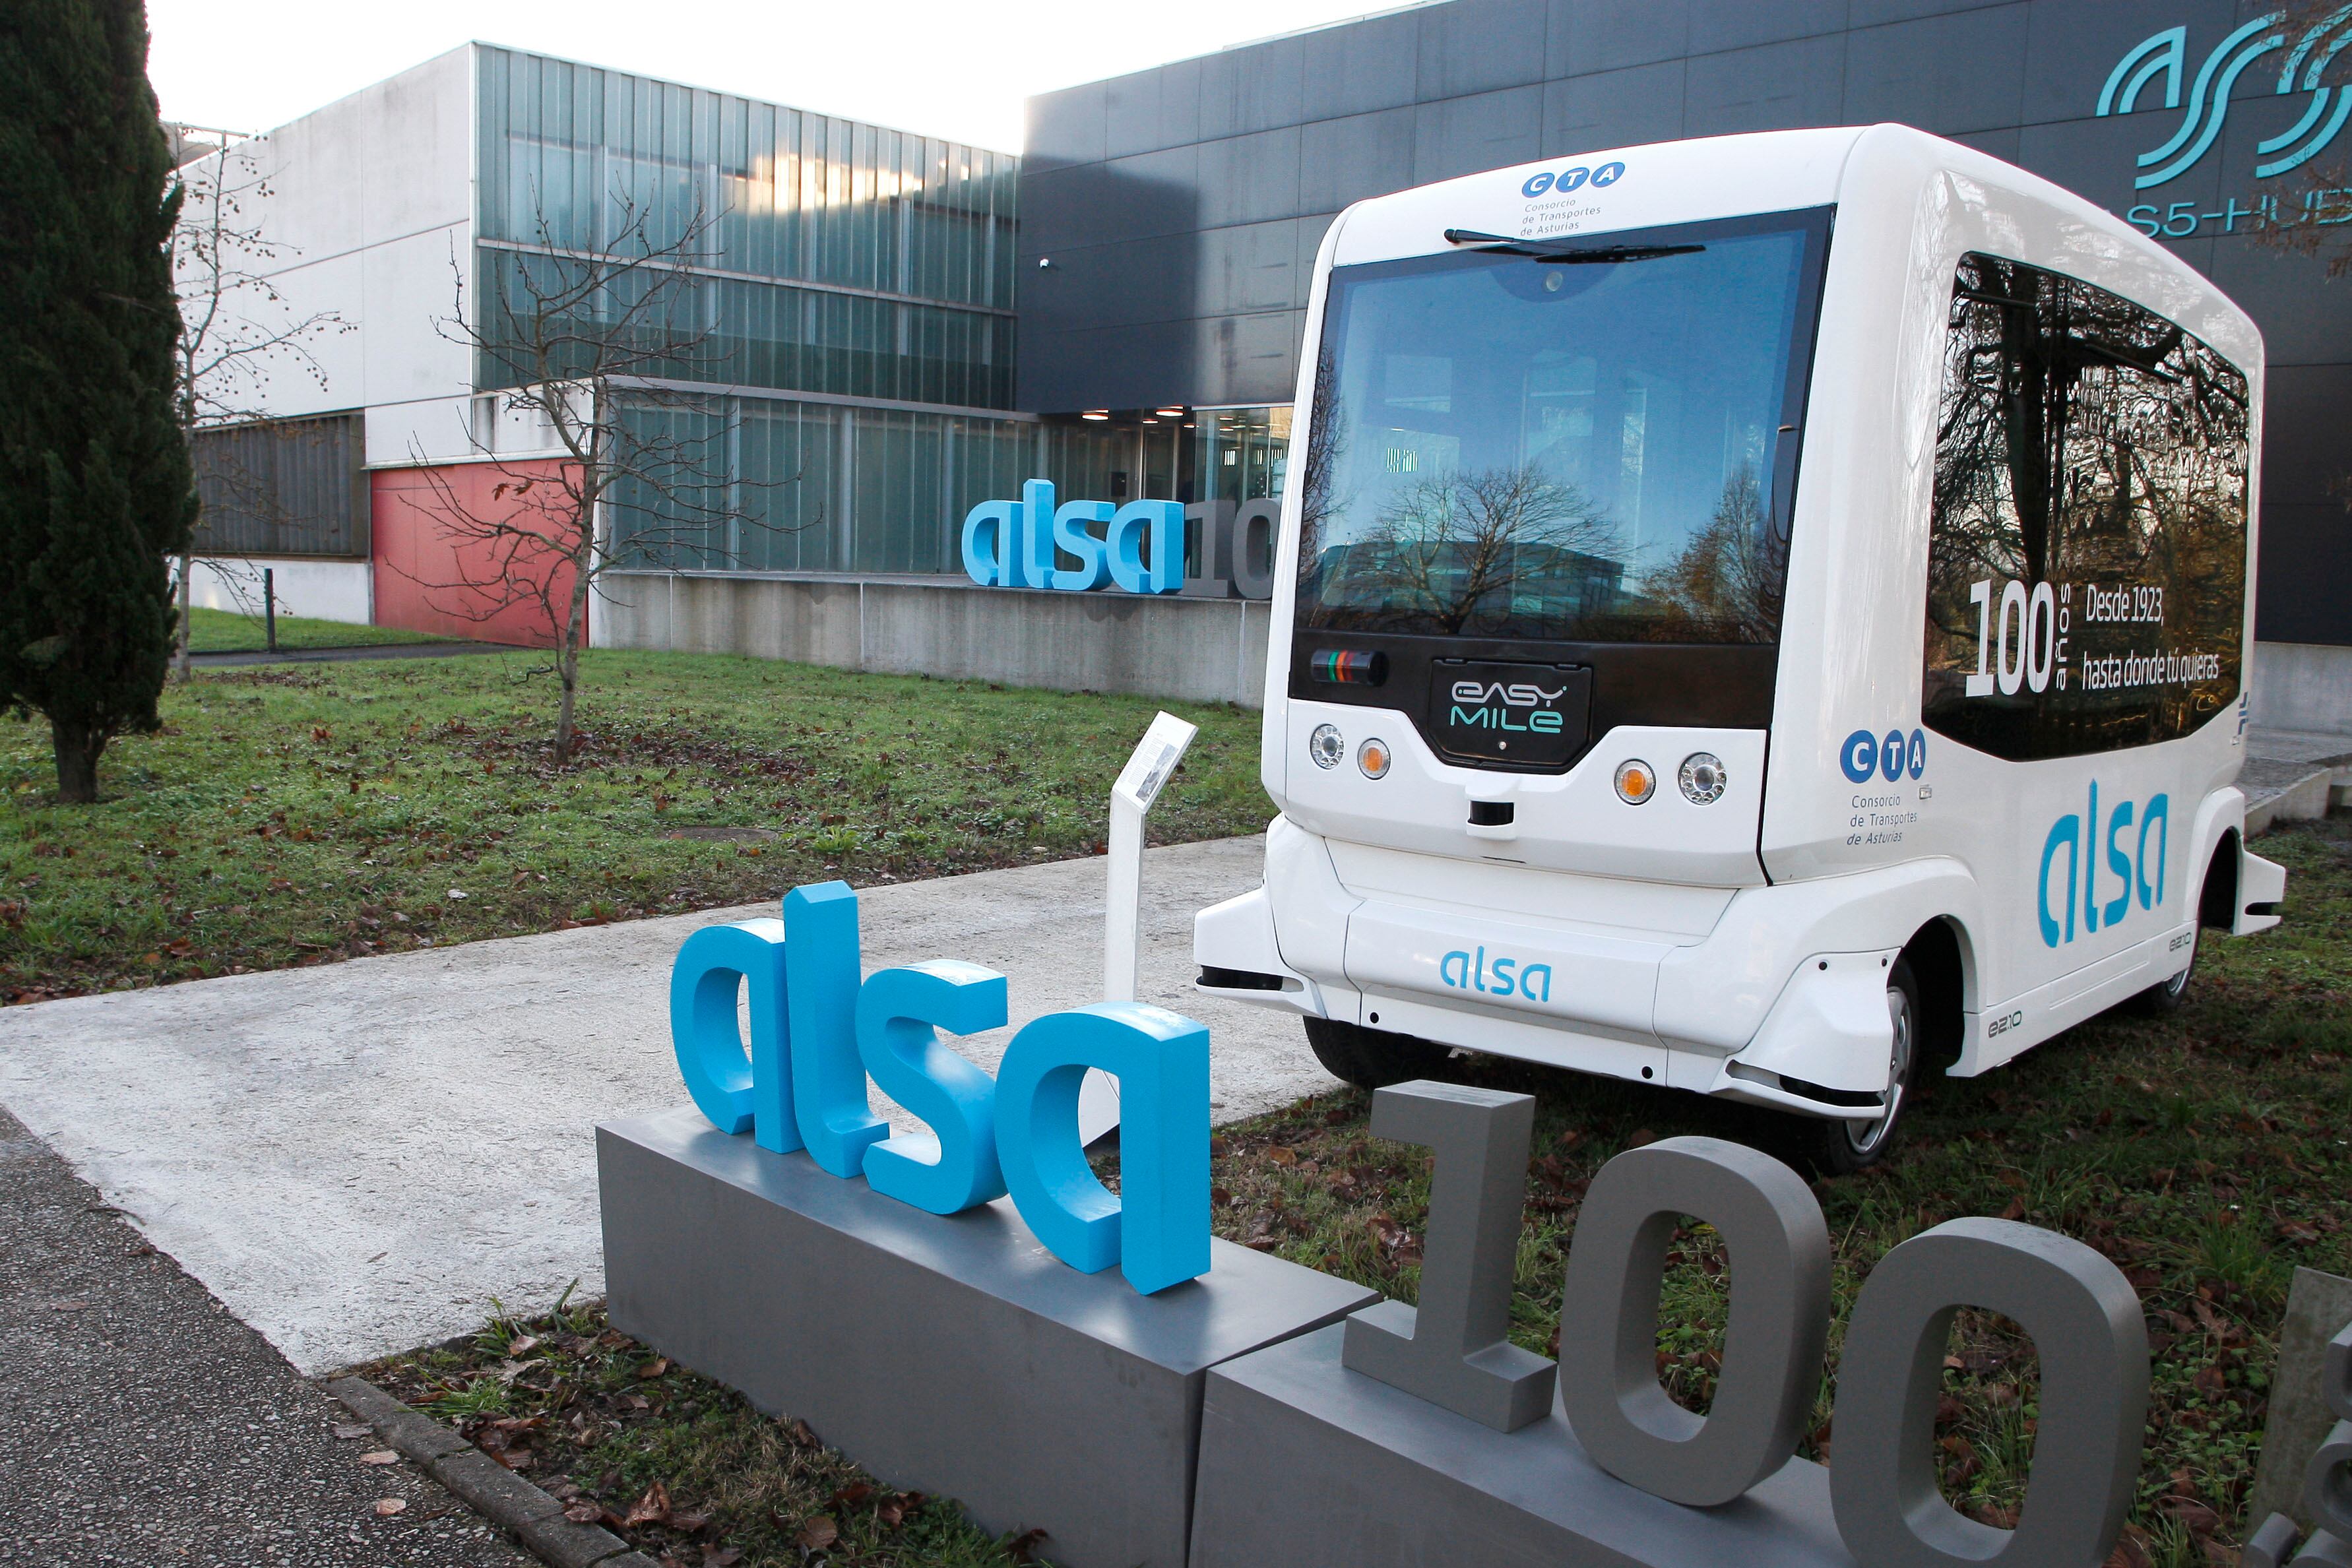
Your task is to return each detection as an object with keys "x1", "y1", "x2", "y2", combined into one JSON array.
[{"x1": 856, "y1": 961, "x2": 1010, "y2": 1214}]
